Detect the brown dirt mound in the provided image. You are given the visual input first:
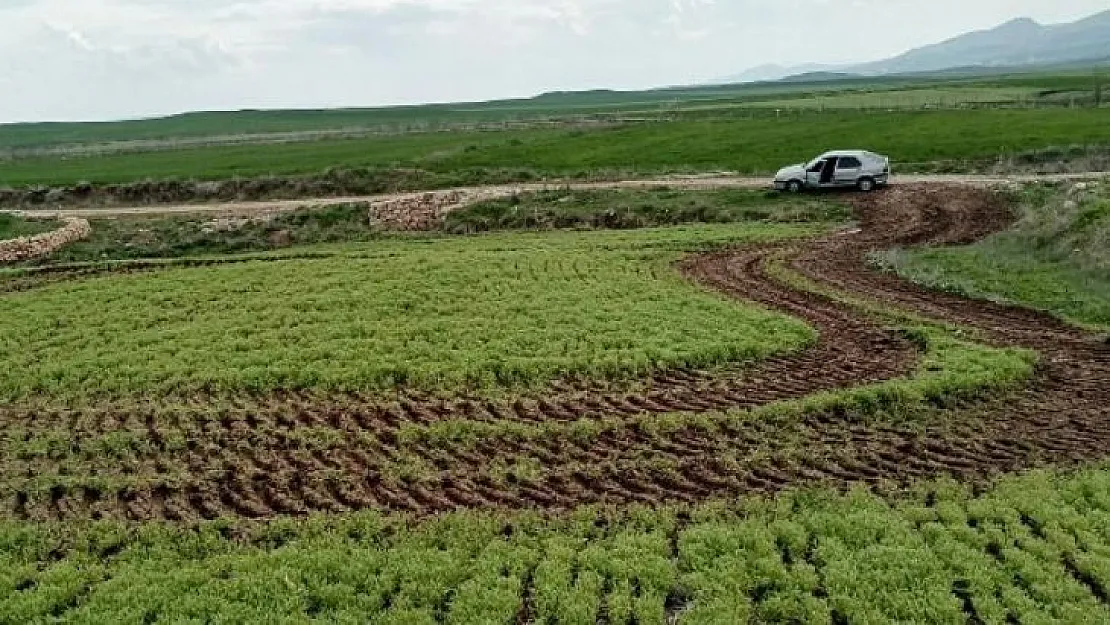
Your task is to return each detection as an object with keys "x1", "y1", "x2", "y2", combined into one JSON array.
[{"x1": 2, "y1": 184, "x2": 1109, "y2": 522}]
